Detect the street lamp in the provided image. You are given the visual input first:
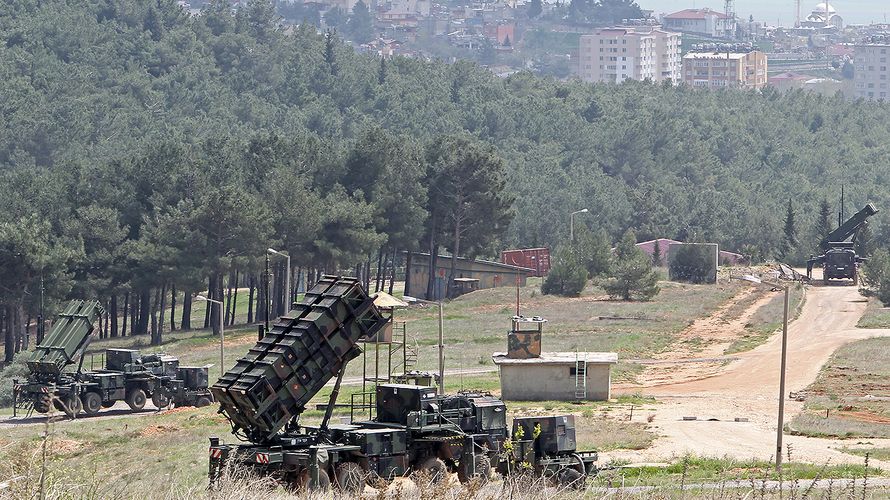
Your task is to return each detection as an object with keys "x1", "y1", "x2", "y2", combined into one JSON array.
[
  {"x1": 733, "y1": 273, "x2": 790, "y2": 474},
  {"x1": 570, "y1": 208, "x2": 589, "y2": 242},
  {"x1": 268, "y1": 248, "x2": 292, "y2": 316},
  {"x1": 403, "y1": 295, "x2": 445, "y2": 396},
  {"x1": 196, "y1": 294, "x2": 225, "y2": 379}
]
